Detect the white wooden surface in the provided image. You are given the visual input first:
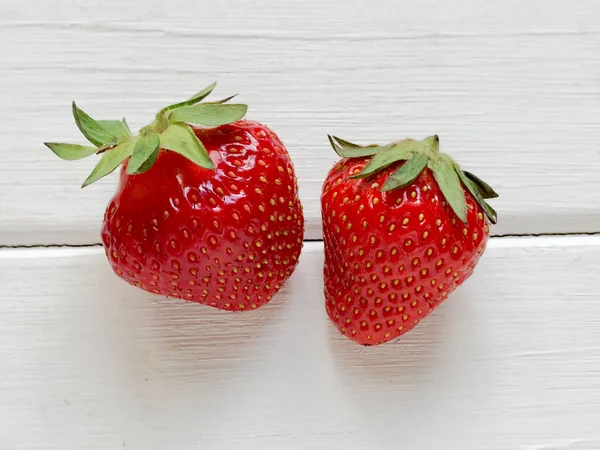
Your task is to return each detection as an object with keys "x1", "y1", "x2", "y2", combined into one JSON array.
[
  {"x1": 1, "y1": 238, "x2": 600, "y2": 450},
  {"x1": 2, "y1": 1, "x2": 600, "y2": 448},
  {"x1": 2, "y1": 0, "x2": 600, "y2": 244}
]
